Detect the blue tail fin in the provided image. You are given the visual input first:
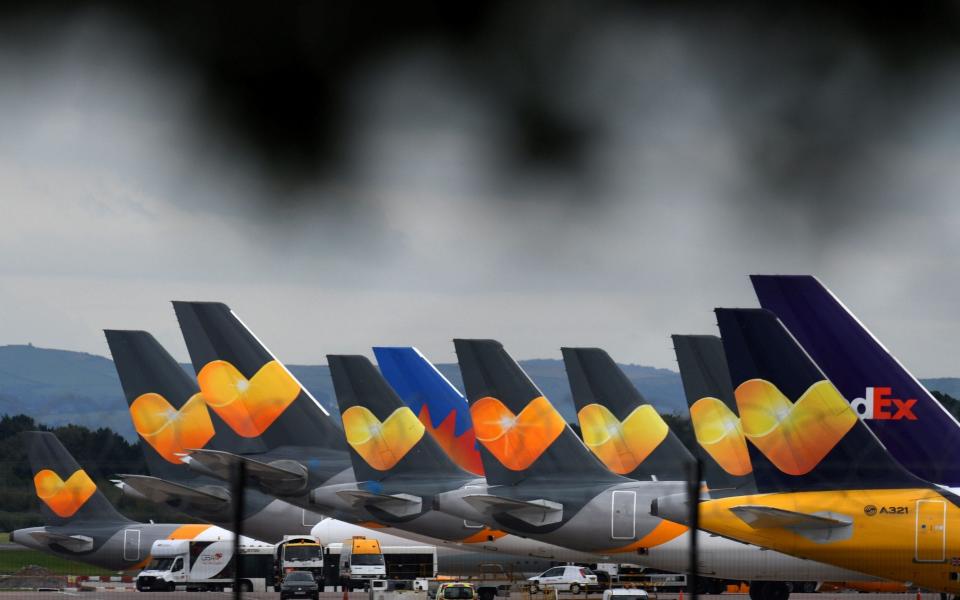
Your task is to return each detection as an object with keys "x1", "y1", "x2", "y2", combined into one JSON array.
[
  {"x1": 372, "y1": 347, "x2": 483, "y2": 476},
  {"x1": 716, "y1": 308, "x2": 921, "y2": 493},
  {"x1": 752, "y1": 274, "x2": 960, "y2": 487}
]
